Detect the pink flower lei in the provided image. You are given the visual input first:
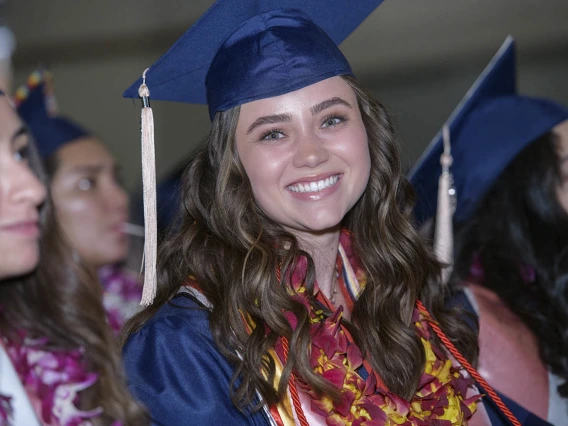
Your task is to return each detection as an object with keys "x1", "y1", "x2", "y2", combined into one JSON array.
[
  {"x1": 270, "y1": 230, "x2": 480, "y2": 425},
  {"x1": 1, "y1": 331, "x2": 121, "y2": 426}
]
